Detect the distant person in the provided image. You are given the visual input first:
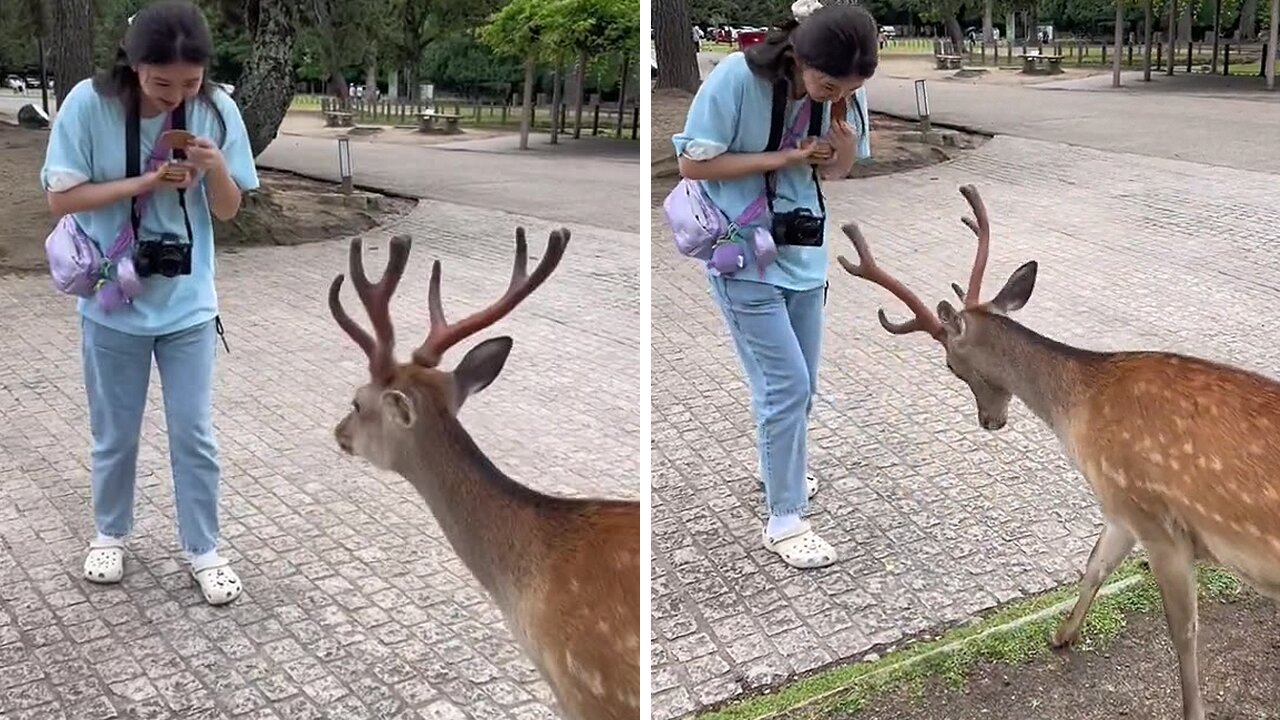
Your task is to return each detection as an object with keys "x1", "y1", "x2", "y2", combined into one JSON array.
[
  {"x1": 39, "y1": 0, "x2": 258, "y2": 604},
  {"x1": 670, "y1": 3, "x2": 879, "y2": 569}
]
